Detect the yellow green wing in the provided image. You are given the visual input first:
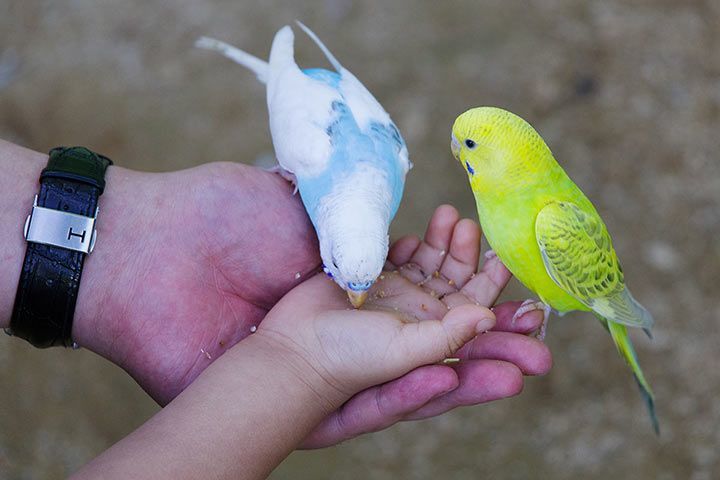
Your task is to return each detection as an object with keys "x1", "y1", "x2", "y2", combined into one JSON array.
[
  {"x1": 534, "y1": 201, "x2": 653, "y2": 330},
  {"x1": 536, "y1": 201, "x2": 658, "y2": 433}
]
